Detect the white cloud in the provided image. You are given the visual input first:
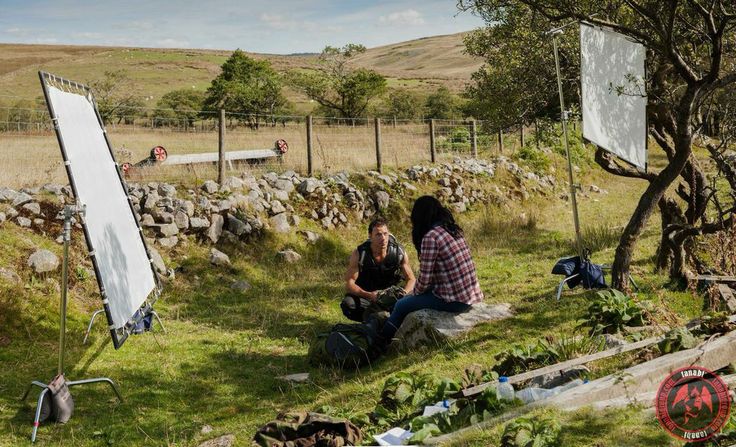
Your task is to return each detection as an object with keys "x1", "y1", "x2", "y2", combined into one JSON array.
[
  {"x1": 156, "y1": 38, "x2": 190, "y2": 48},
  {"x1": 379, "y1": 9, "x2": 425, "y2": 26},
  {"x1": 5, "y1": 27, "x2": 24, "y2": 34}
]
